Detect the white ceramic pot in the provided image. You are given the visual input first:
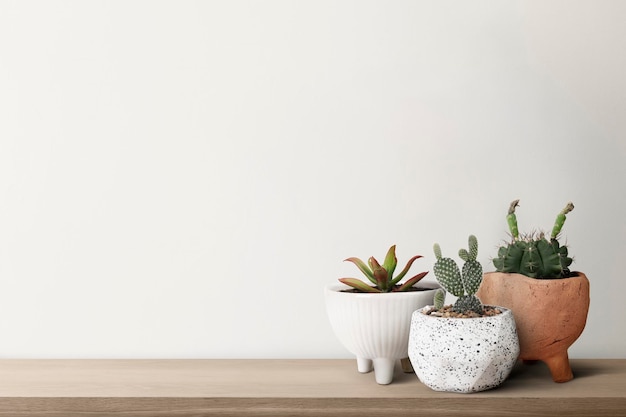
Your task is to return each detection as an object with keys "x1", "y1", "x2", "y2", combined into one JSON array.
[
  {"x1": 324, "y1": 282, "x2": 440, "y2": 384},
  {"x1": 408, "y1": 306, "x2": 519, "y2": 393}
]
